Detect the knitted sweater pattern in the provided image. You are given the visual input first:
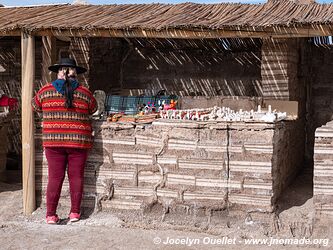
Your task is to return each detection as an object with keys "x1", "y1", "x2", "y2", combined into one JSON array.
[{"x1": 32, "y1": 83, "x2": 97, "y2": 149}]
